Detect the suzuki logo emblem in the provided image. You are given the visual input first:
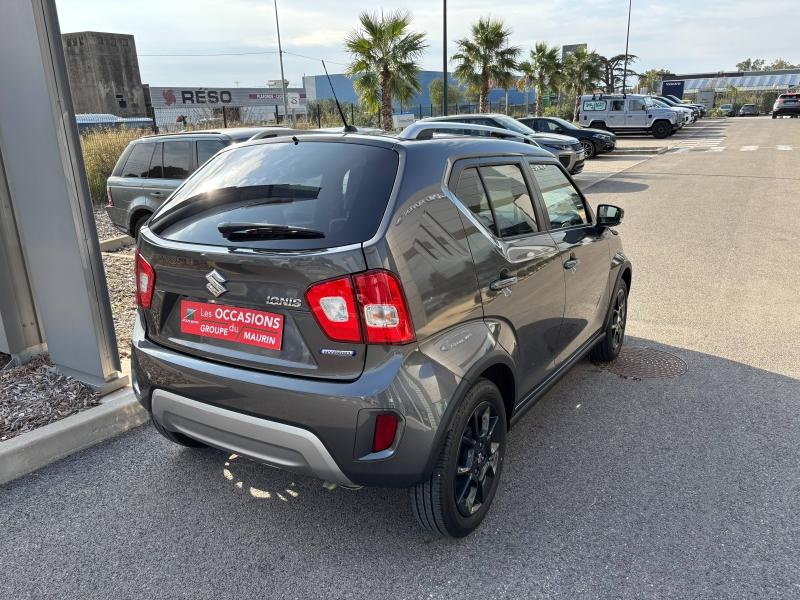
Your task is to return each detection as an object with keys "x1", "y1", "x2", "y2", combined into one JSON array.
[{"x1": 205, "y1": 269, "x2": 227, "y2": 297}]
